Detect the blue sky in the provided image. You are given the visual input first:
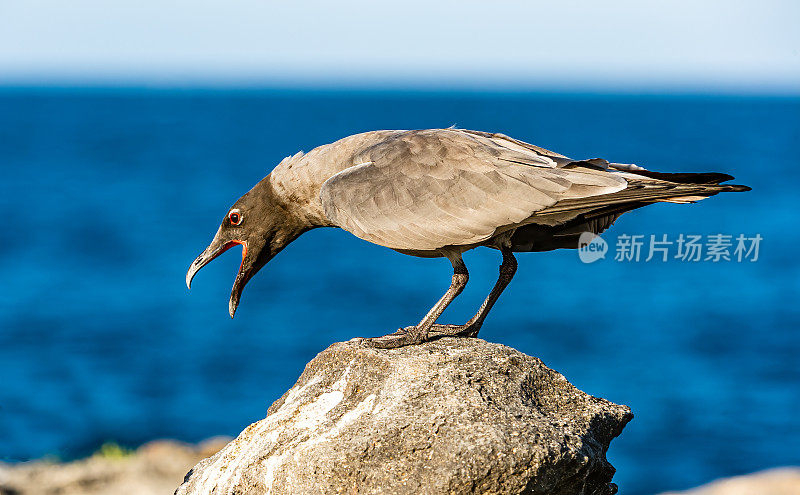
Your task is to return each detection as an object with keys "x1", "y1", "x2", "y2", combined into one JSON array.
[{"x1": 1, "y1": 0, "x2": 798, "y2": 92}]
